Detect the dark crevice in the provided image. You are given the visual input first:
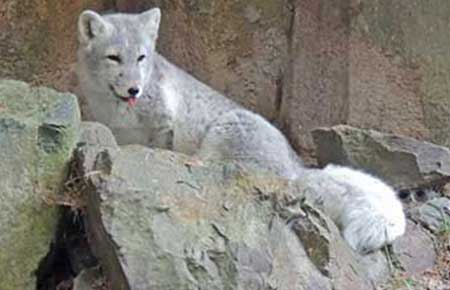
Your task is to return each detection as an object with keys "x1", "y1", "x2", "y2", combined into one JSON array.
[
  {"x1": 341, "y1": 0, "x2": 351, "y2": 124},
  {"x1": 272, "y1": 73, "x2": 284, "y2": 125},
  {"x1": 36, "y1": 208, "x2": 98, "y2": 290},
  {"x1": 277, "y1": 0, "x2": 296, "y2": 129},
  {"x1": 38, "y1": 124, "x2": 65, "y2": 154}
]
